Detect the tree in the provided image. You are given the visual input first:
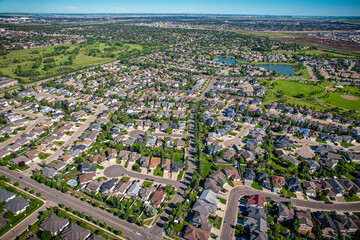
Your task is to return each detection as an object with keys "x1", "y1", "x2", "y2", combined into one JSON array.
[
  {"x1": 144, "y1": 205, "x2": 157, "y2": 217},
  {"x1": 41, "y1": 230, "x2": 52, "y2": 240},
  {"x1": 316, "y1": 225, "x2": 323, "y2": 240}
]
